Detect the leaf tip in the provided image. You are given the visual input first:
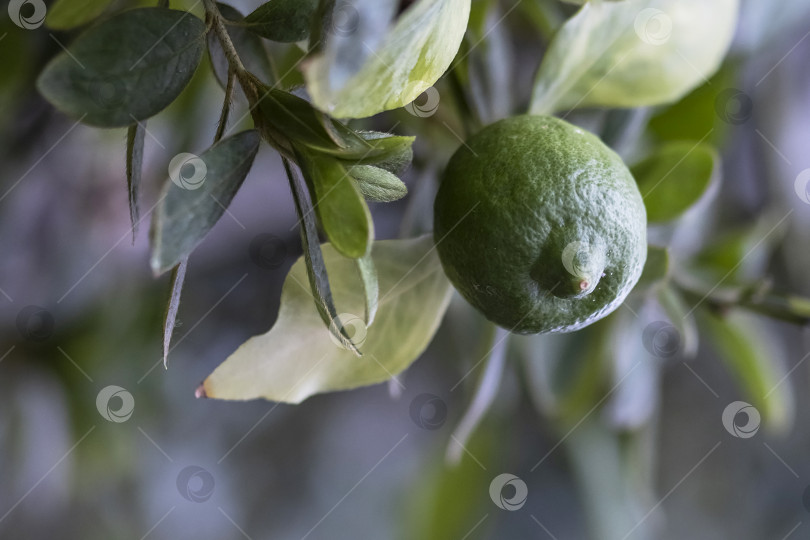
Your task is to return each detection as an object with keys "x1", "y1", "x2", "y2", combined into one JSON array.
[
  {"x1": 195, "y1": 383, "x2": 208, "y2": 399},
  {"x1": 150, "y1": 256, "x2": 166, "y2": 278}
]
